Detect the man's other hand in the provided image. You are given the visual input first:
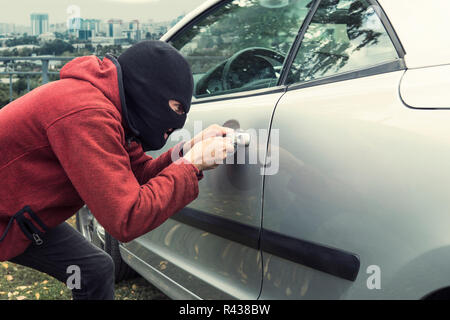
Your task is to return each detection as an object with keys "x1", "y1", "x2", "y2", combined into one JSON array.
[{"x1": 183, "y1": 136, "x2": 235, "y2": 171}]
